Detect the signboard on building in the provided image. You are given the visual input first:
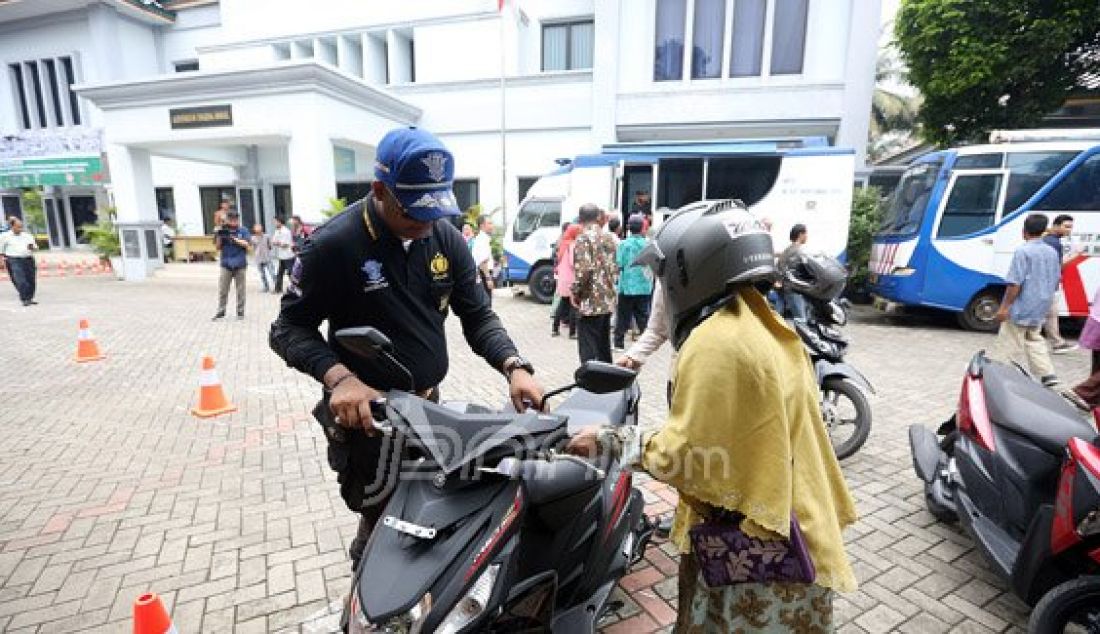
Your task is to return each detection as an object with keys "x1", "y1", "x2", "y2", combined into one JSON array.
[
  {"x1": 170, "y1": 105, "x2": 233, "y2": 129},
  {"x1": 0, "y1": 156, "x2": 105, "y2": 188}
]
